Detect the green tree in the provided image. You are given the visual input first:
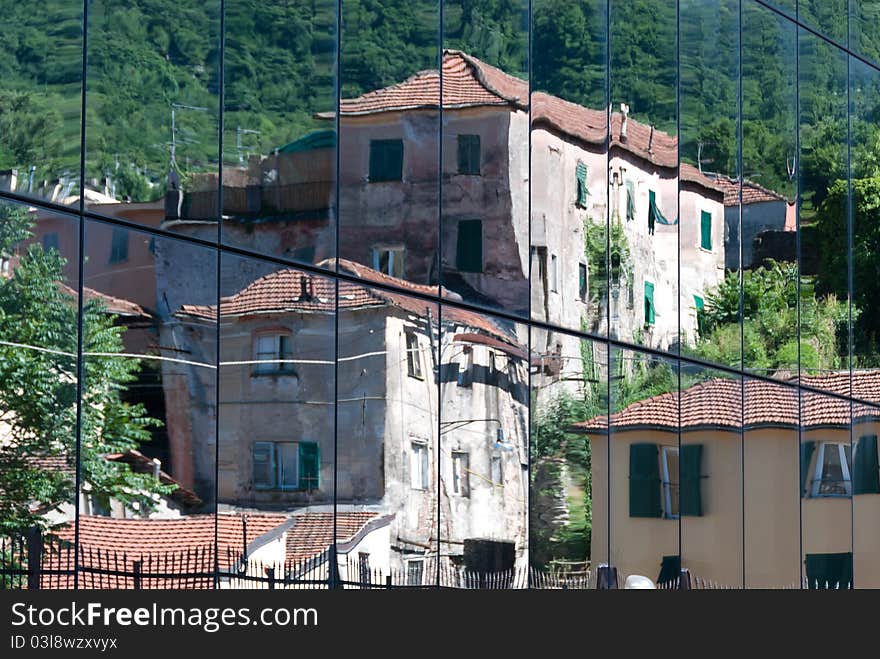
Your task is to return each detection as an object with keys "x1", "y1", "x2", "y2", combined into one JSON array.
[
  {"x1": 695, "y1": 260, "x2": 847, "y2": 373},
  {"x1": 0, "y1": 205, "x2": 170, "y2": 534}
]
